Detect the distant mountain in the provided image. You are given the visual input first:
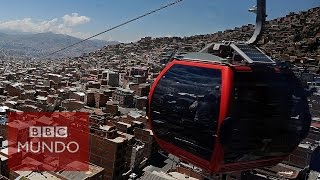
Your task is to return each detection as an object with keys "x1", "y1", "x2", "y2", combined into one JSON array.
[{"x1": 0, "y1": 32, "x2": 120, "y2": 58}]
